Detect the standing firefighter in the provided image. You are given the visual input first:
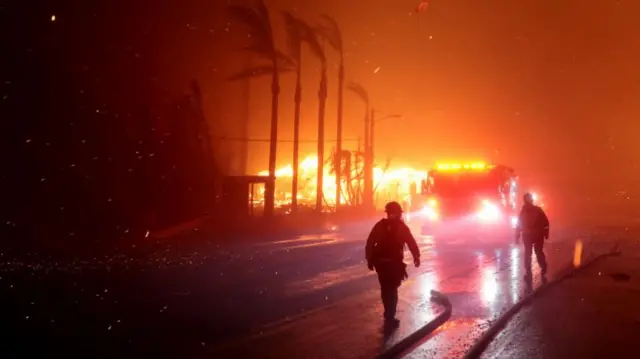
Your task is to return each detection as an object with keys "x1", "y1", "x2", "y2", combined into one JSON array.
[
  {"x1": 366, "y1": 201, "x2": 421, "y2": 325},
  {"x1": 515, "y1": 193, "x2": 550, "y2": 280}
]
